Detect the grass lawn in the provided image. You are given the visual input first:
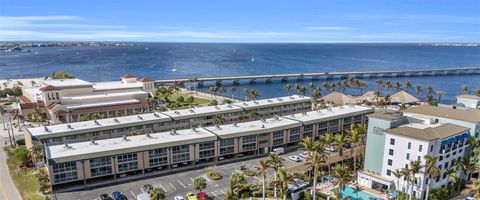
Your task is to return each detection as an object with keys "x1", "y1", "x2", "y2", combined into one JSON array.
[
  {"x1": 6, "y1": 154, "x2": 44, "y2": 200},
  {"x1": 158, "y1": 93, "x2": 212, "y2": 109}
]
